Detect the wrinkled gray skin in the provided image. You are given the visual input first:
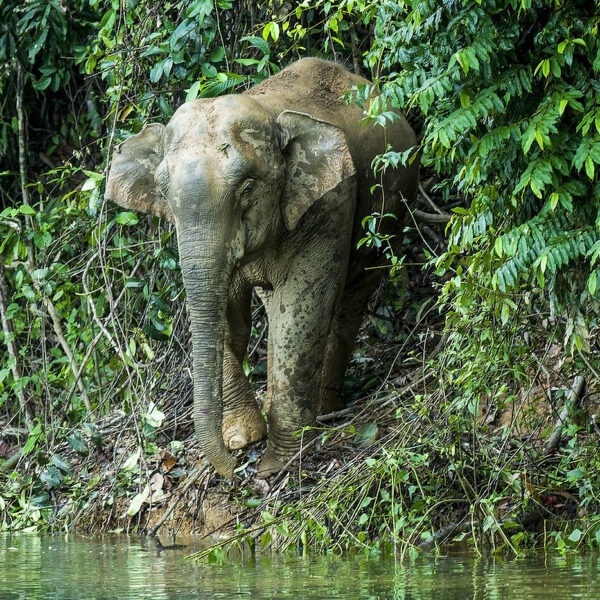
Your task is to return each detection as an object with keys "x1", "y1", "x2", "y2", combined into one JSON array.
[{"x1": 106, "y1": 58, "x2": 419, "y2": 479}]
